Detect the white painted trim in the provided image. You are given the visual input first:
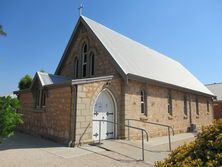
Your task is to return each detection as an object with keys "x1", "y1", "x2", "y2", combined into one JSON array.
[
  {"x1": 72, "y1": 75, "x2": 113, "y2": 85},
  {"x1": 92, "y1": 88, "x2": 118, "y2": 140}
]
